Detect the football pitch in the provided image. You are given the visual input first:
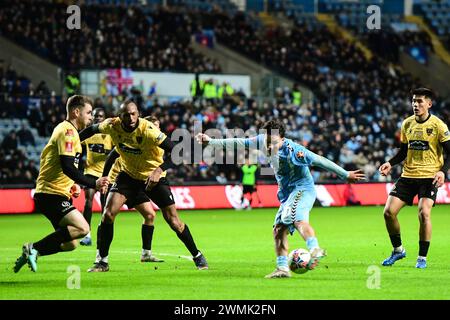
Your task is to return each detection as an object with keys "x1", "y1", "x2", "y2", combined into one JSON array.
[{"x1": 1, "y1": 206, "x2": 450, "y2": 300}]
